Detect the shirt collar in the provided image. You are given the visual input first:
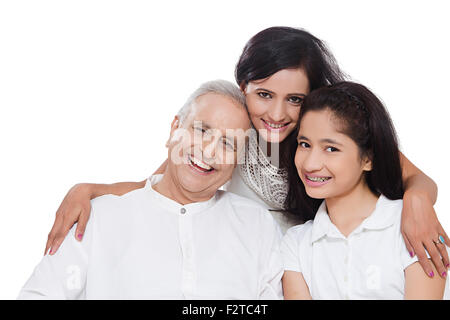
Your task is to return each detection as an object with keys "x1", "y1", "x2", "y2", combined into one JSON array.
[
  {"x1": 310, "y1": 195, "x2": 399, "y2": 244},
  {"x1": 145, "y1": 174, "x2": 219, "y2": 215}
]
